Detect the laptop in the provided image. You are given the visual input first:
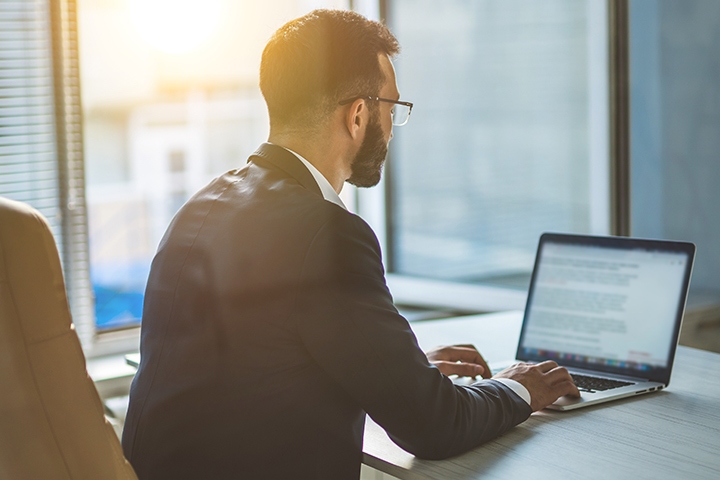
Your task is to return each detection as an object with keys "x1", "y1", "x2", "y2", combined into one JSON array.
[{"x1": 498, "y1": 233, "x2": 695, "y2": 411}]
